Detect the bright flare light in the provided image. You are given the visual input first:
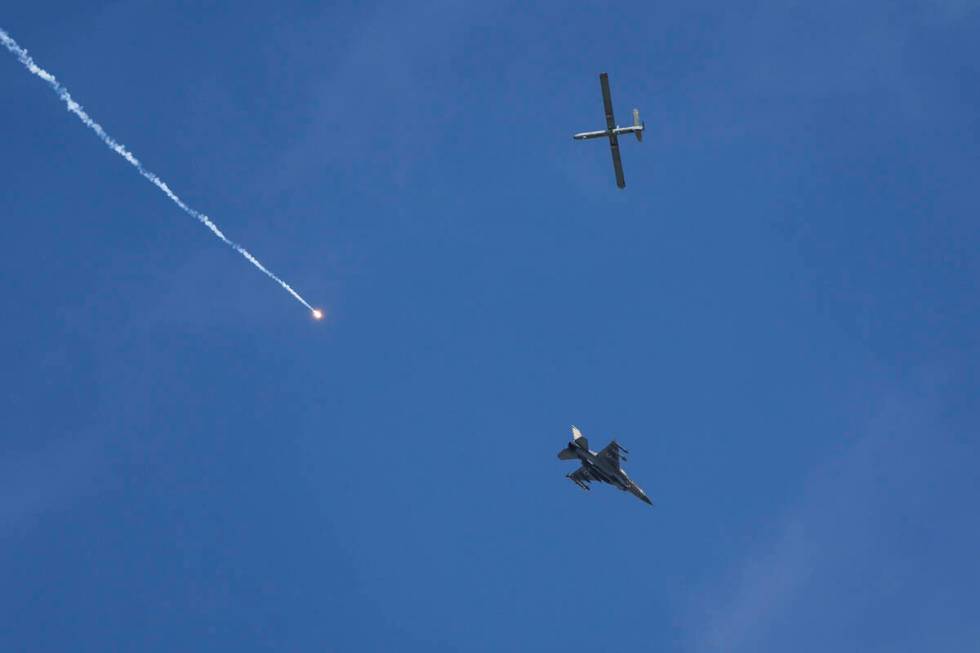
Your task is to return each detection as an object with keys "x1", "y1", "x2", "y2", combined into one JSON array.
[{"x1": 312, "y1": 309, "x2": 324, "y2": 320}]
